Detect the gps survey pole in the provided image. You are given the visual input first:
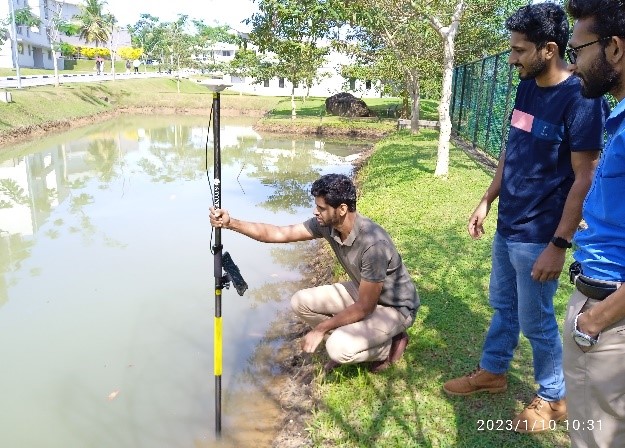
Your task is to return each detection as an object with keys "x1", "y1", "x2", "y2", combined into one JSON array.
[
  {"x1": 205, "y1": 82, "x2": 229, "y2": 437},
  {"x1": 203, "y1": 81, "x2": 248, "y2": 438}
]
